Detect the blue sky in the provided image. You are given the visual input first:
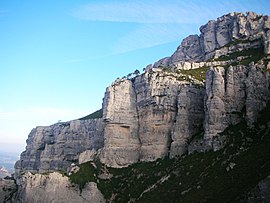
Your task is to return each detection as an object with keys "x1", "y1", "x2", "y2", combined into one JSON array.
[{"x1": 0, "y1": 0, "x2": 269, "y2": 154}]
